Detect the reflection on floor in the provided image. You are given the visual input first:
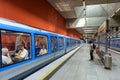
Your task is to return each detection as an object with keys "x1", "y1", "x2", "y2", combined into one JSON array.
[{"x1": 50, "y1": 44, "x2": 120, "y2": 80}]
